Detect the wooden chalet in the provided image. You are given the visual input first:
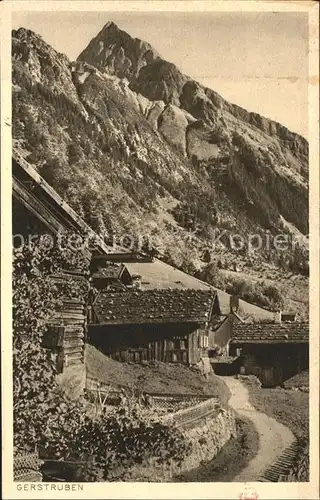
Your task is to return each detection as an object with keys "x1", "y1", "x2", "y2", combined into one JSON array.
[
  {"x1": 229, "y1": 322, "x2": 309, "y2": 387},
  {"x1": 88, "y1": 289, "x2": 220, "y2": 365}
]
